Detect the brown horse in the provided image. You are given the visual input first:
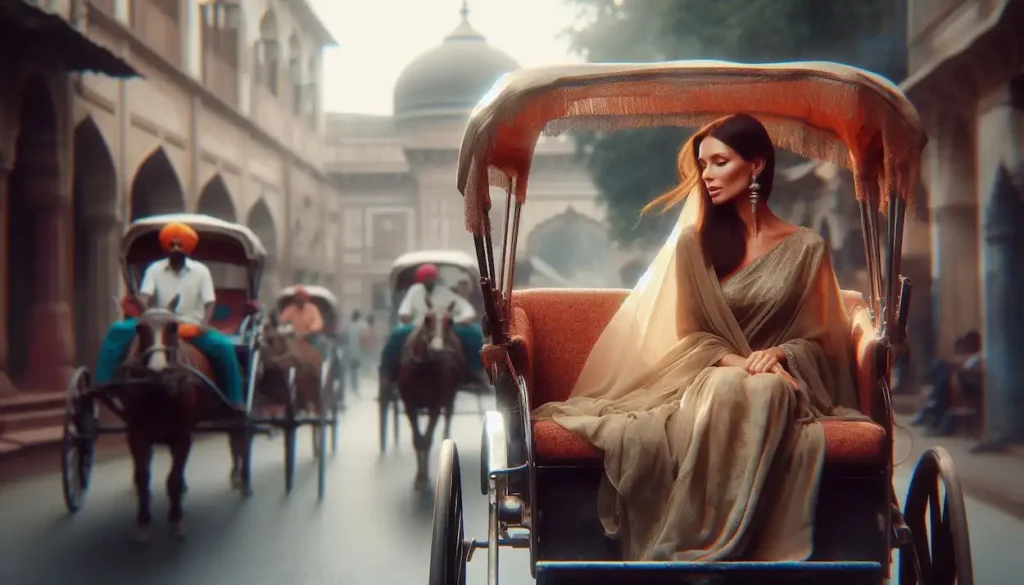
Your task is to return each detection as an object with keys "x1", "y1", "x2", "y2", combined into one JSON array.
[
  {"x1": 116, "y1": 295, "x2": 243, "y2": 541},
  {"x1": 397, "y1": 299, "x2": 464, "y2": 490}
]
